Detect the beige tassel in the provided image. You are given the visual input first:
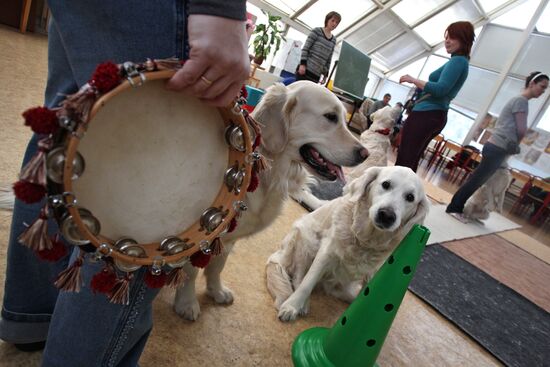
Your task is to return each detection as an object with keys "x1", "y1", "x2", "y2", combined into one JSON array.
[
  {"x1": 109, "y1": 274, "x2": 132, "y2": 305},
  {"x1": 254, "y1": 155, "x2": 271, "y2": 172},
  {"x1": 165, "y1": 267, "x2": 188, "y2": 288},
  {"x1": 61, "y1": 84, "x2": 97, "y2": 125},
  {"x1": 54, "y1": 255, "x2": 84, "y2": 292},
  {"x1": 210, "y1": 237, "x2": 223, "y2": 256},
  {"x1": 154, "y1": 57, "x2": 183, "y2": 71},
  {"x1": 17, "y1": 208, "x2": 52, "y2": 251},
  {"x1": 19, "y1": 138, "x2": 53, "y2": 187}
]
